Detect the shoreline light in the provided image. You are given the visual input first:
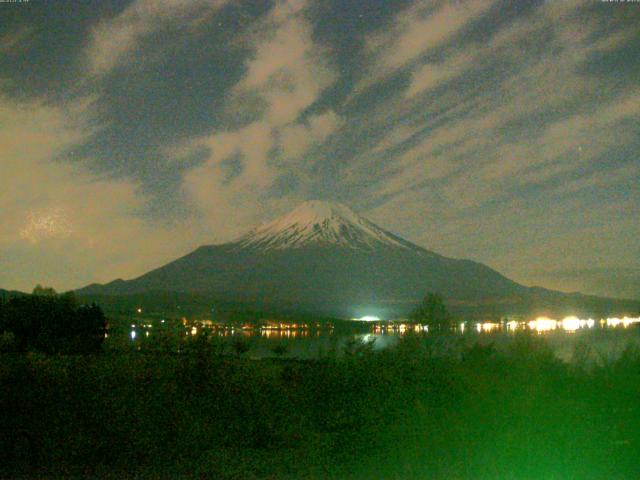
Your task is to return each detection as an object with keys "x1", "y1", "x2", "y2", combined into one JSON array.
[
  {"x1": 607, "y1": 317, "x2": 640, "y2": 328},
  {"x1": 561, "y1": 316, "x2": 581, "y2": 332},
  {"x1": 474, "y1": 322, "x2": 500, "y2": 333},
  {"x1": 528, "y1": 317, "x2": 557, "y2": 332}
]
